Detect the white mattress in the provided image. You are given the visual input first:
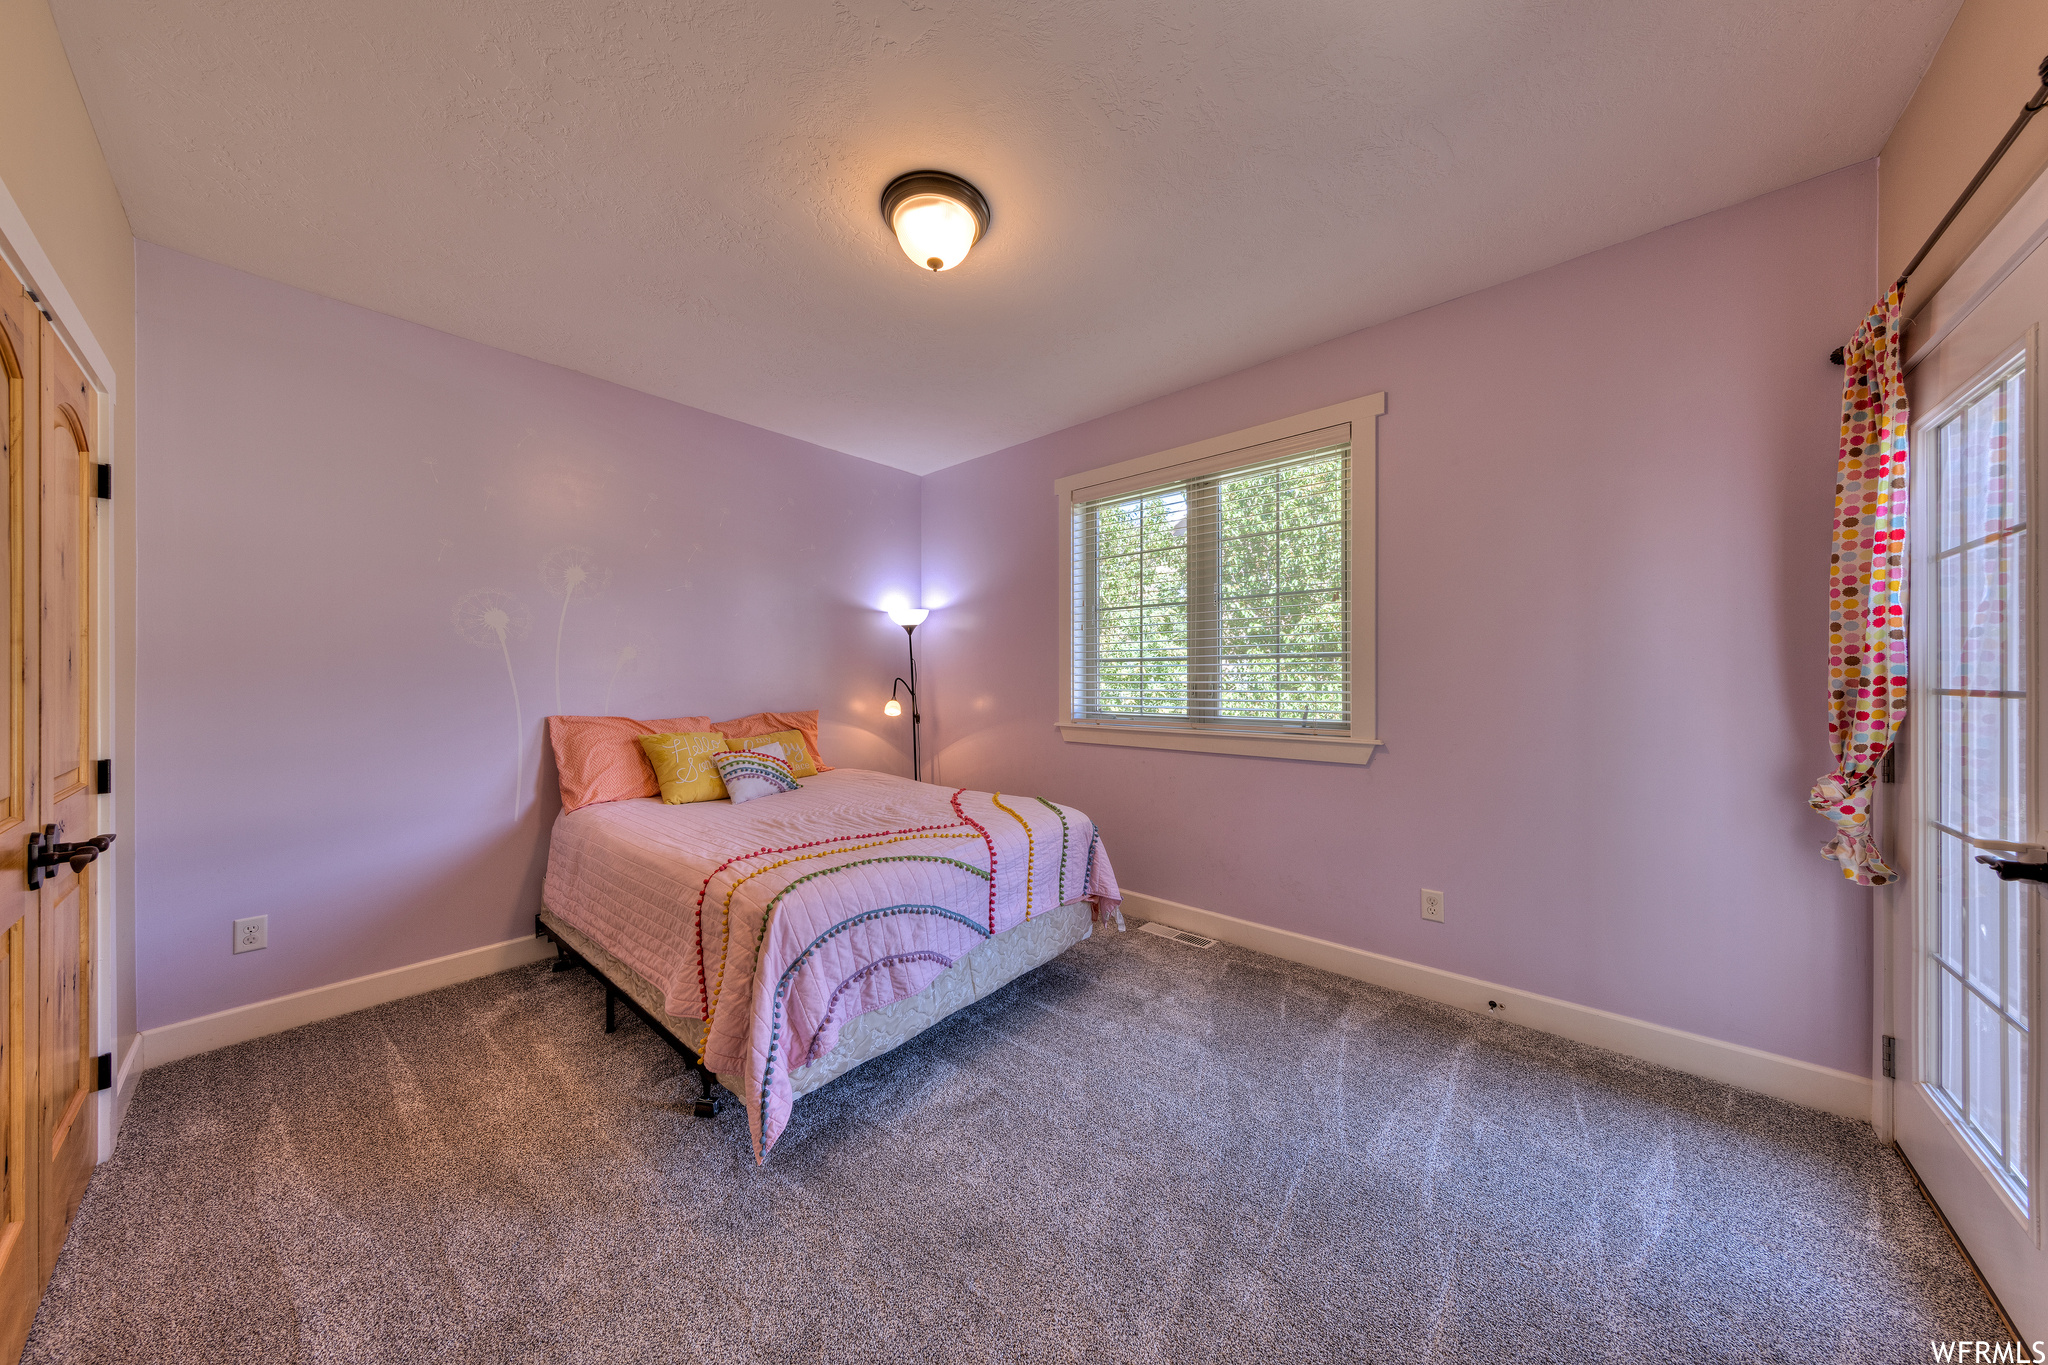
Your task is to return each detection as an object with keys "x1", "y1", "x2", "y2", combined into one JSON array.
[{"x1": 539, "y1": 900, "x2": 1094, "y2": 1099}]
